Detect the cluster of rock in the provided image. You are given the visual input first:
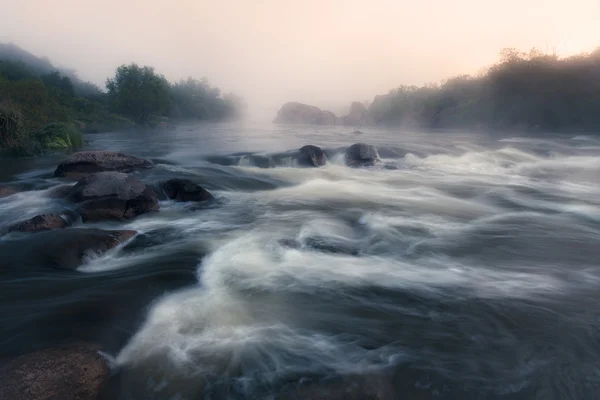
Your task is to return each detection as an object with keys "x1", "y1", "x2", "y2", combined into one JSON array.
[
  {"x1": 1, "y1": 151, "x2": 215, "y2": 270},
  {"x1": 0, "y1": 143, "x2": 385, "y2": 398},
  {"x1": 274, "y1": 101, "x2": 373, "y2": 127}
]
